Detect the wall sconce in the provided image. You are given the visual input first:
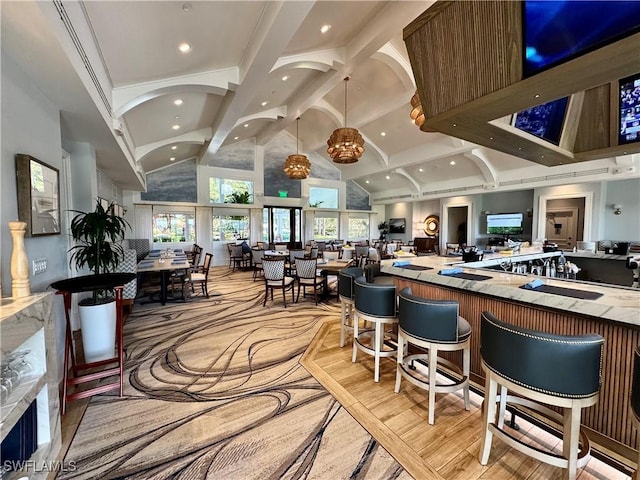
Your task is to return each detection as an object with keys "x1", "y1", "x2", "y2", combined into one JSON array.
[{"x1": 613, "y1": 204, "x2": 622, "y2": 215}]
